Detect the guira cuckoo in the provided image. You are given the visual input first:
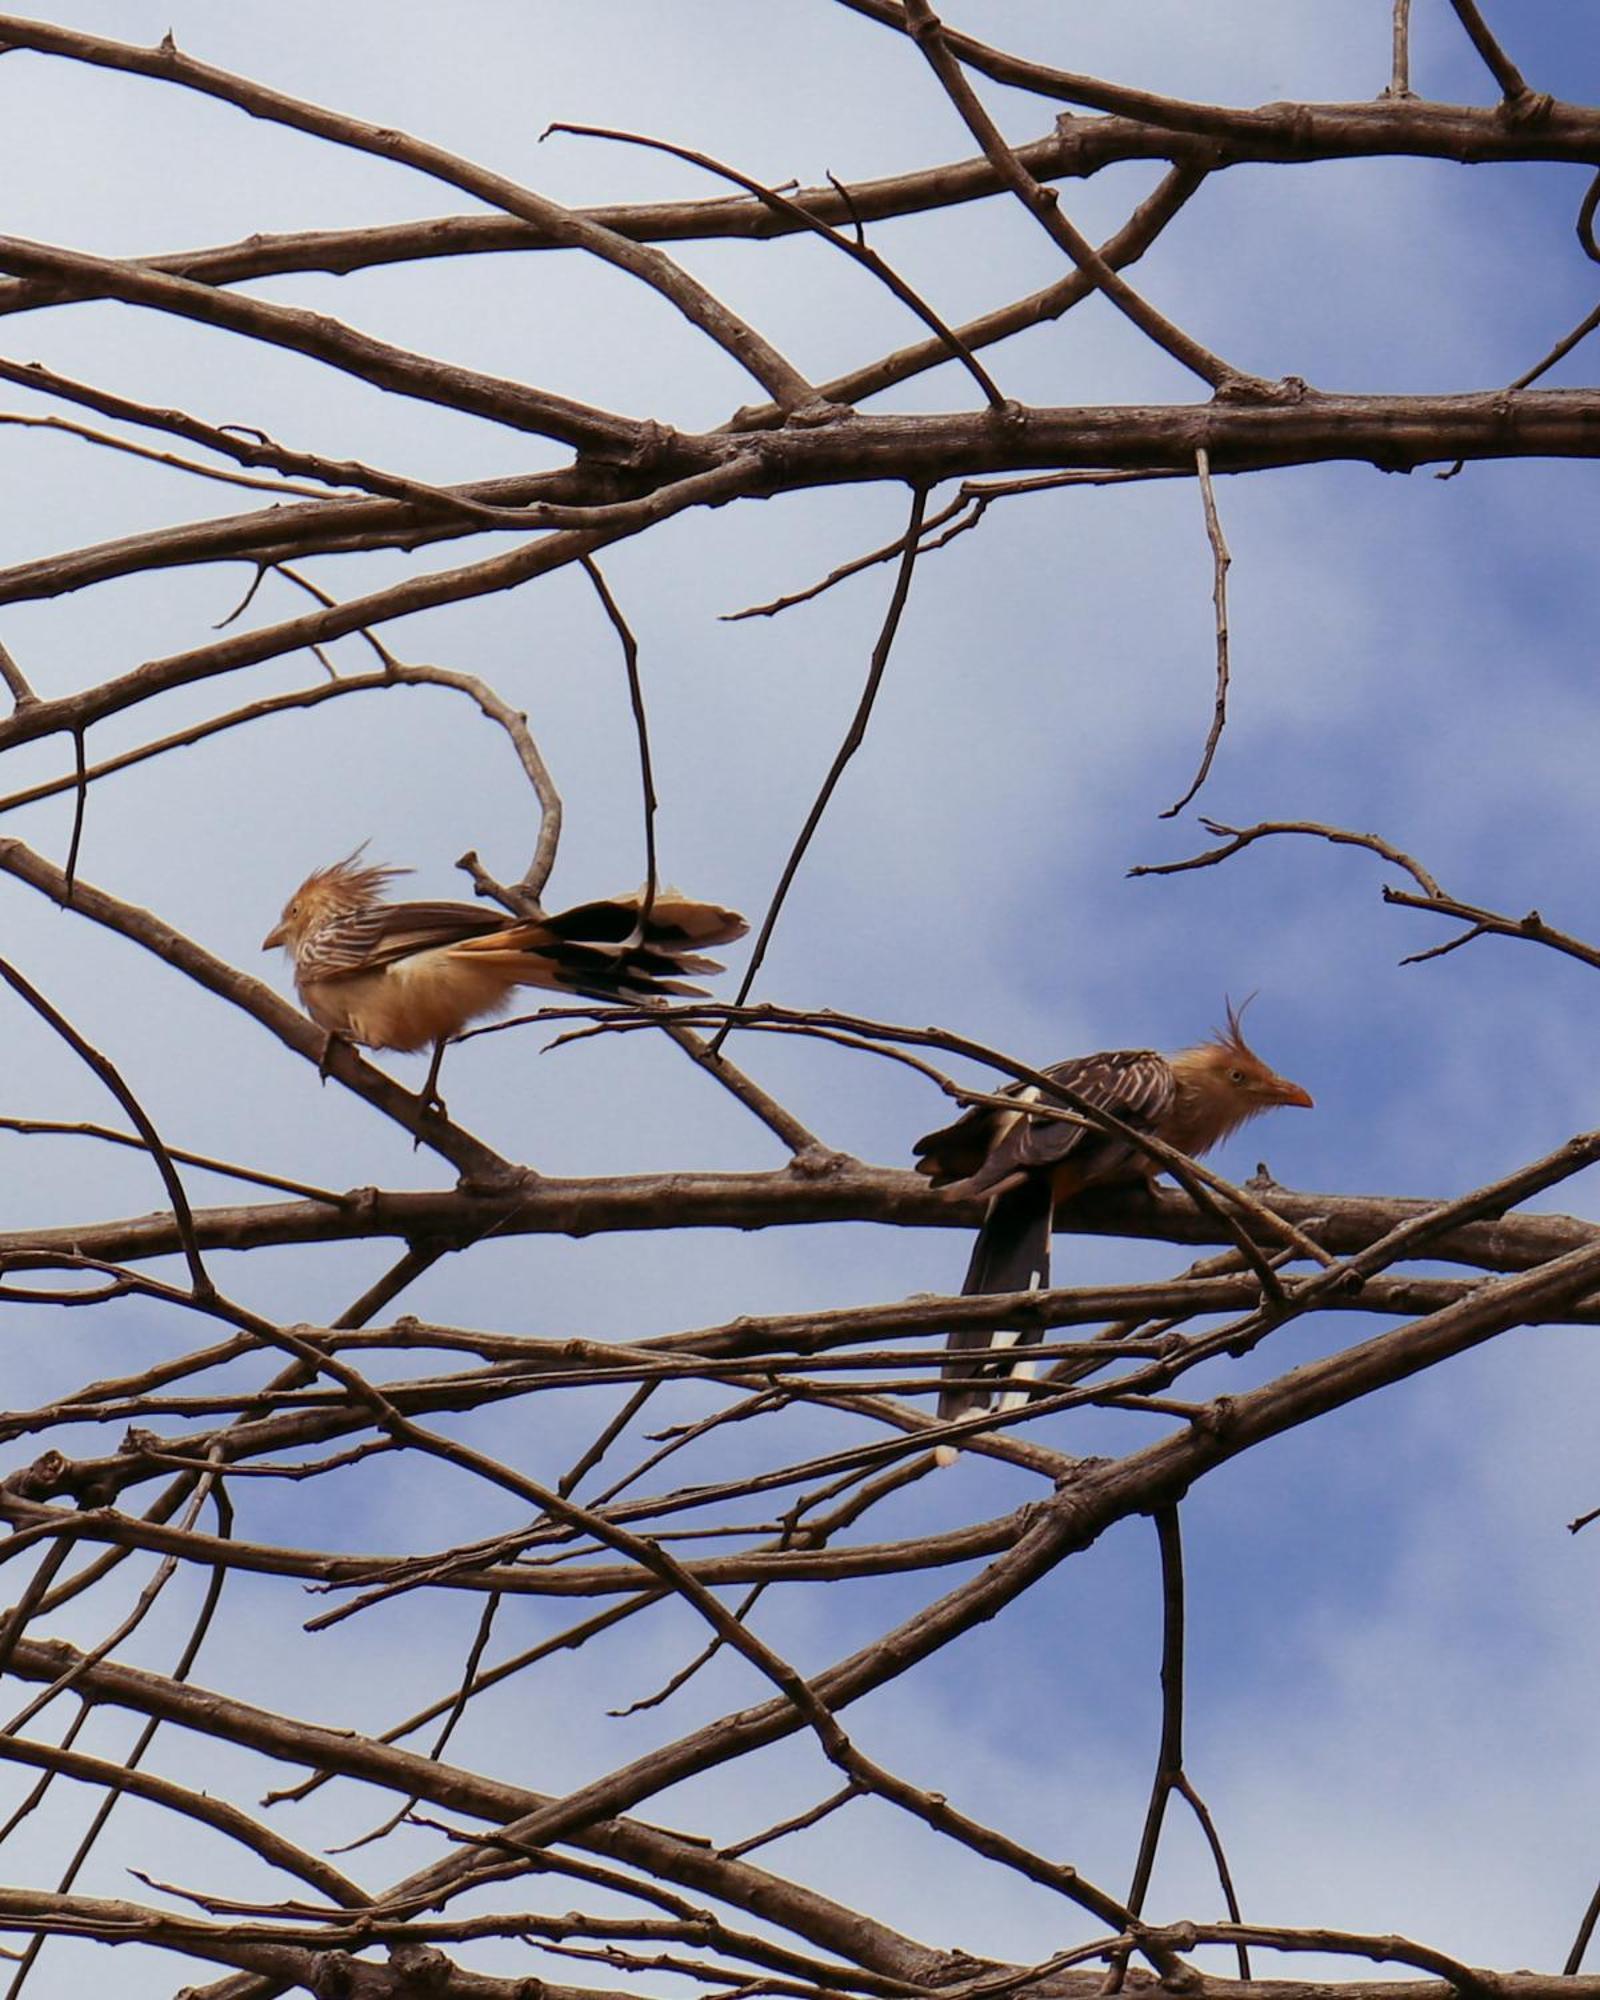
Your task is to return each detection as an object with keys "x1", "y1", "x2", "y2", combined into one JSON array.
[
  {"x1": 264, "y1": 851, "x2": 745, "y2": 1094},
  {"x1": 913, "y1": 1006, "x2": 1312, "y2": 1441}
]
